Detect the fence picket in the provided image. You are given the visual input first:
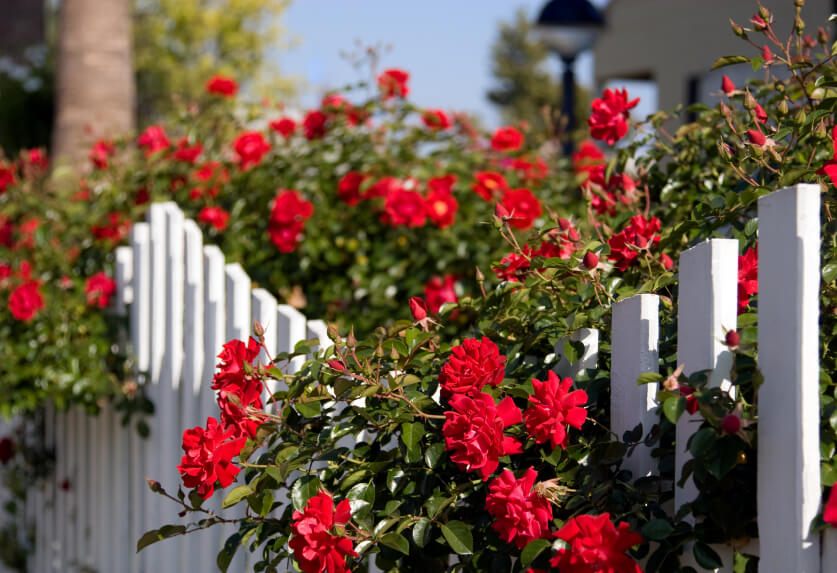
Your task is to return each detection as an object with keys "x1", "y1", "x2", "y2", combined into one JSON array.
[
  {"x1": 277, "y1": 304, "x2": 307, "y2": 375},
  {"x1": 554, "y1": 328, "x2": 599, "y2": 379},
  {"x1": 757, "y1": 184, "x2": 821, "y2": 573},
  {"x1": 611, "y1": 294, "x2": 660, "y2": 480},
  {"x1": 252, "y1": 288, "x2": 279, "y2": 402}
]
